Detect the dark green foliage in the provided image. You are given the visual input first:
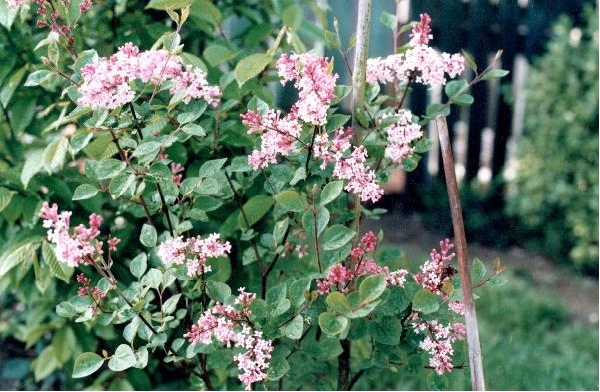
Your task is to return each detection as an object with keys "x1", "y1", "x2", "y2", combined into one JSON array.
[{"x1": 505, "y1": 5, "x2": 599, "y2": 274}]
